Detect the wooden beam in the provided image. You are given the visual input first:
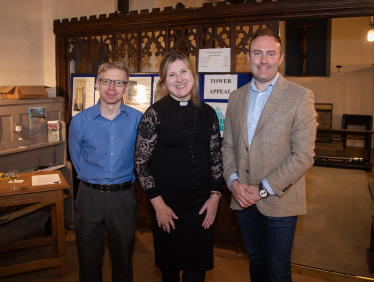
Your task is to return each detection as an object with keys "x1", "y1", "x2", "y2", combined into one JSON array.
[
  {"x1": 0, "y1": 236, "x2": 54, "y2": 253},
  {"x1": 0, "y1": 257, "x2": 59, "y2": 277},
  {"x1": 53, "y1": 0, "x2": 374, "y2": 35}
]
